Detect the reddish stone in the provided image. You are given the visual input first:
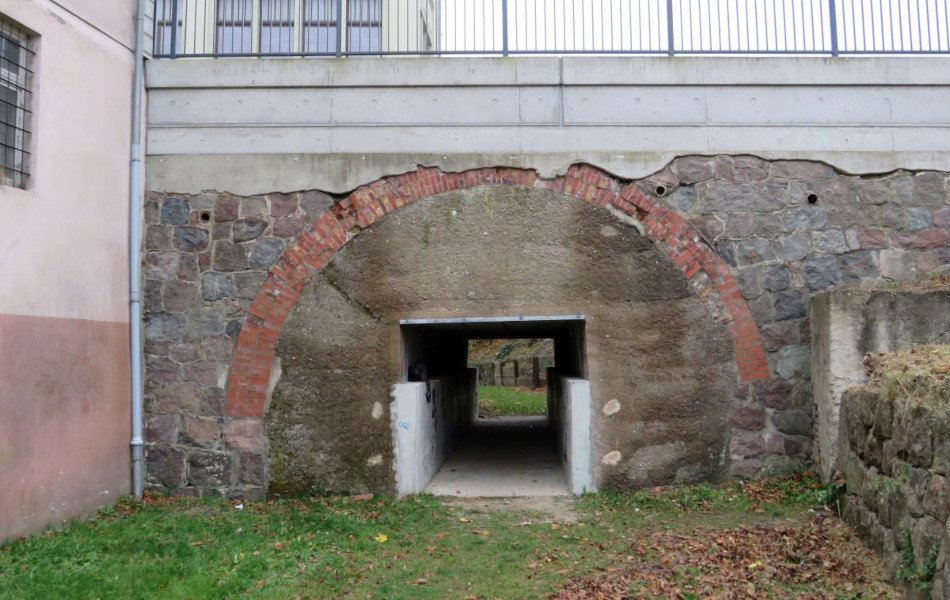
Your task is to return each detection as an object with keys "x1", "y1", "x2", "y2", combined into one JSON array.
[
  {"x1": 183, "y1": 361, "x2": 221, "y2": 388},
  {"x1": 214, "y1": 196, "x2": 239, "y2": 222},
  {"x1": 857, "y1": 227, "x2": 888, "y2": 249},
  {"x1": 273, "y1": 216, "x2": 310, "y2": 238},
  {"x1": 182, "y1": 415, "x2": 220, "y2": 447},
  {"x1": 269, "y1": 193, "x2": 299, "y2": 217},
  {"x1": 891, "y1": 228, "x2": 949, "y2": 250},
  {"x1": 732, "y1": 406, "x2": 766, "y2": 430},
  {"x1": 224, "y1": 419, "x2": 265, "y2": 453}
]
